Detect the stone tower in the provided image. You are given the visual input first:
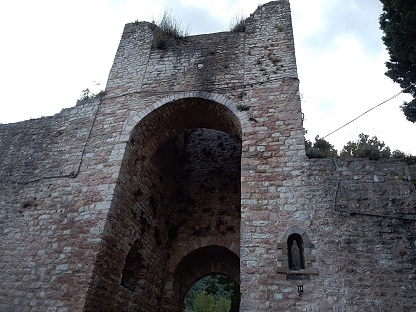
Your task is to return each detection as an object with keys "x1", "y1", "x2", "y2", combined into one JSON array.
[
  {"x1": 82, "y1": 1, "x2": 304, "y2": 309},
  {"x1": 1, "y1": 1, "x2": 416, "y2": 311}
]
